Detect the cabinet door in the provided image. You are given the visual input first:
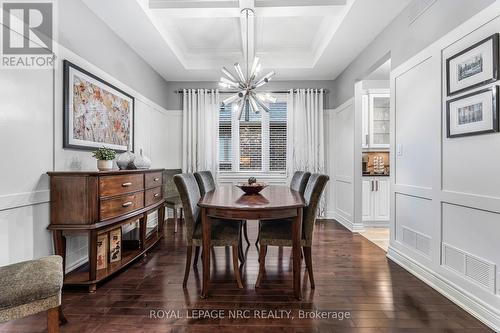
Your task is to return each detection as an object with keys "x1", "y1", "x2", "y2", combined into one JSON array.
[
  {"x1": 361, "y1": 94, "x2": 369, "y2": 148},
  {"x1": 369, "y1": 94, "x2": 390, "y2": 149},
  {"x1": 374, "y1": 179, "x2": 390, "y2": 221},
  {"x1": 362, "y1": 179, "x2": 374, "y2": 221}
]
